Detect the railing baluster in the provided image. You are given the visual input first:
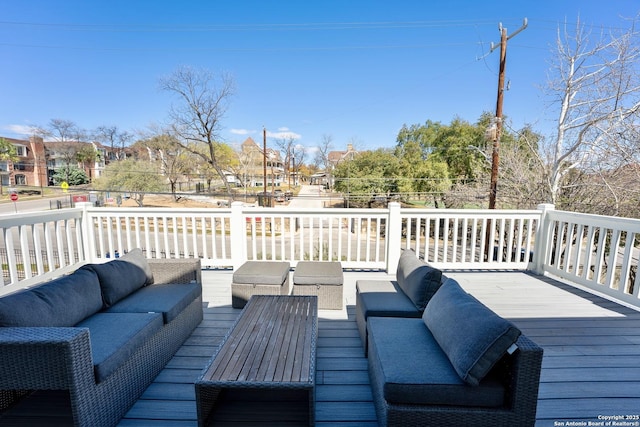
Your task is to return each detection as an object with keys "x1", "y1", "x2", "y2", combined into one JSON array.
[
  {"x1": 451, "y1": 218, "x2": 459, "y2": 263},
  {"x1": 32, "y1": 224, "x2": 44, "y2": 276},
  {"x1": 5, "y1": 203, "x2": 640, "y2": 307},
  {"x1": 470, "y1": 218, "x2": 477, "y2": 263},
  {"x1": 619, "y1": 231, "x2": 634, "y2": 294}
]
